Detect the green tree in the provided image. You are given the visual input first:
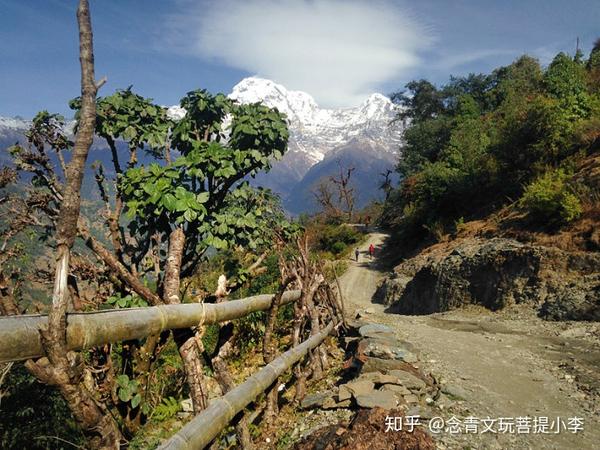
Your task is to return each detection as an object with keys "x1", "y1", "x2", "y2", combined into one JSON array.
[
  {"x1": 392, "y1": 79, "x2": 445, "y2": 122},
  {"x1": 7, "y1": 86, "x2": 295, "y2": 439},
  {"x1": 544, "y1": 52, "x2": 592, "y2": 121},
  {"x1": 383, "y1": 48, "x2": 598, "y2": 246},
  {"x1": 520, "y1": 168, "x2": 582, "y2": 225},
  {"x1": 587, "y1": 38, "x2": 600, "y2": 70}
]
